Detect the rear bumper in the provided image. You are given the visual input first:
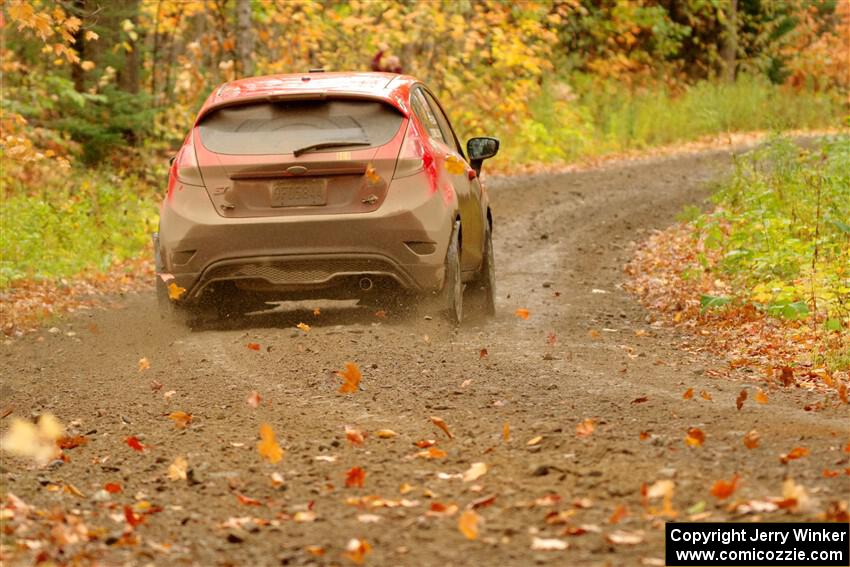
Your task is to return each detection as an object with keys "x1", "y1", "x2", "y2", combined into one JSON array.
[{"x1": 157, "y1": 175, "x2": 454, "y2": 299}]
